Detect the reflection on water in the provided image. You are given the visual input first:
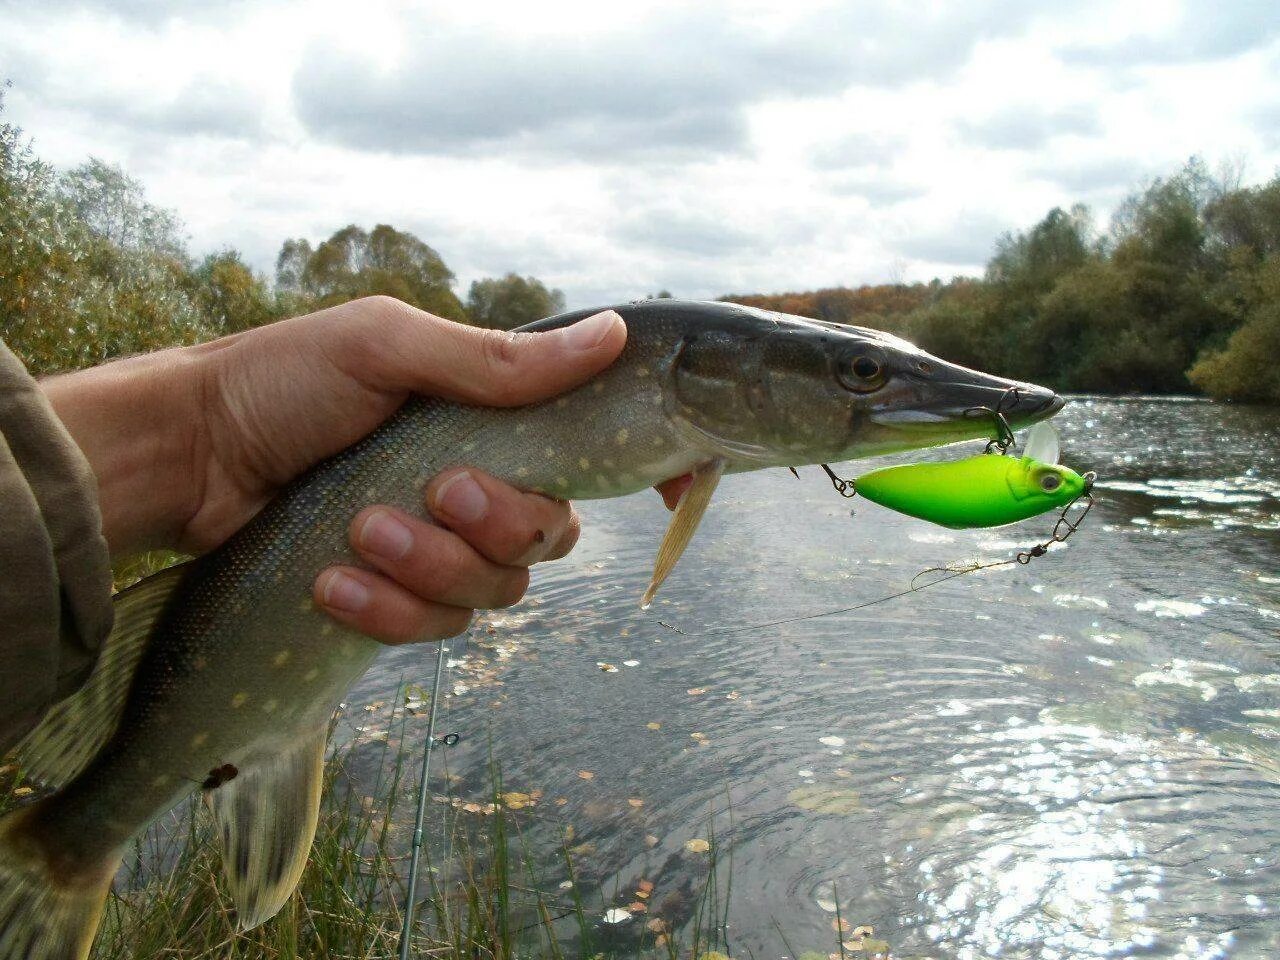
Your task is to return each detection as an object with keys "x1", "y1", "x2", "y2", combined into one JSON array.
[{"x1": 348, "y1": 396, "x2": 1280, "y2": 958}]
